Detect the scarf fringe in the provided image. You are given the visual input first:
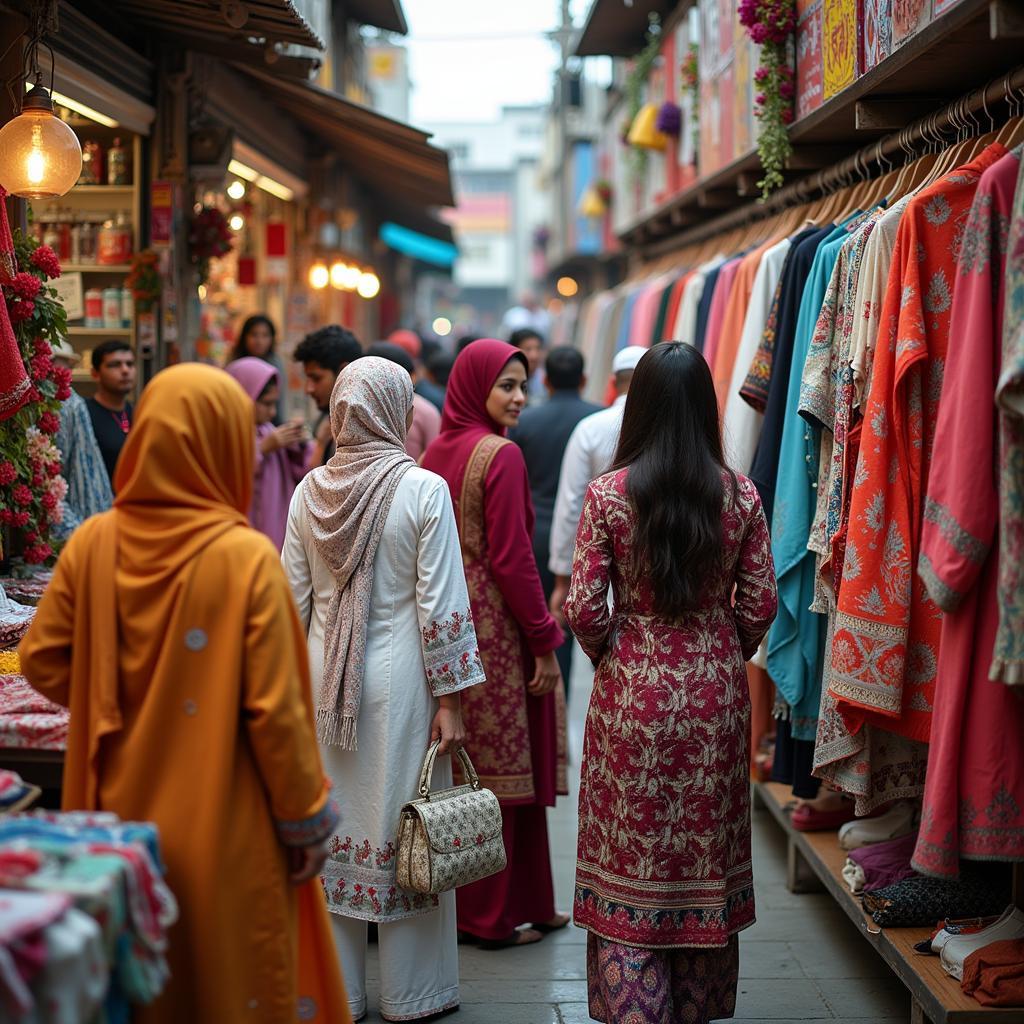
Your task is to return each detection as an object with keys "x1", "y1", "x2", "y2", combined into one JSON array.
[{"x1": 316, "y1": 707, "x2": 358, "y2": 750}]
